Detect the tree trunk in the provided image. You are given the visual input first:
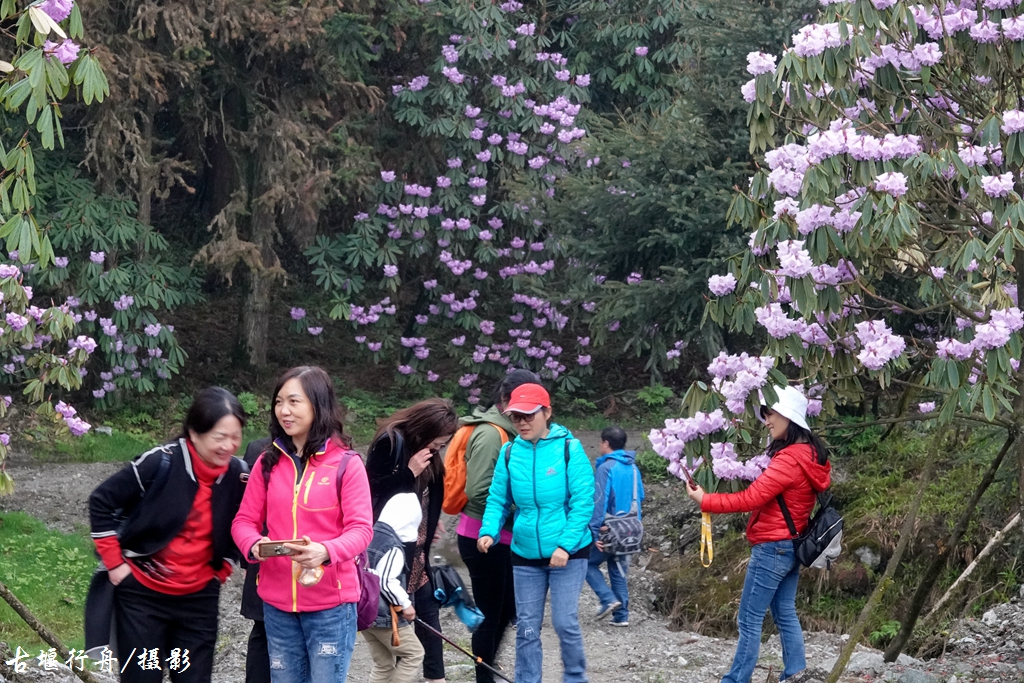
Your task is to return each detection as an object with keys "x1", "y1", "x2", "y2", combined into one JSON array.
[
  {"x1": 826, "y1": 428, "x2": 942, "y2": 683},
  {"x1": 239, "y1": 198, "x2": 277, "y2": 367},
  {"x1": 136, "y1": 98, "x2": 157, "y2": 228},
  {"x1": 241, "y1": 266, "x2": 273, "y2": 367},
  {"x1": 883, "y1": 430, "x2": 1015, "y2": 661},
  {"x1": 0, "y1": 579, "x2": 101, "y2": 683}
]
